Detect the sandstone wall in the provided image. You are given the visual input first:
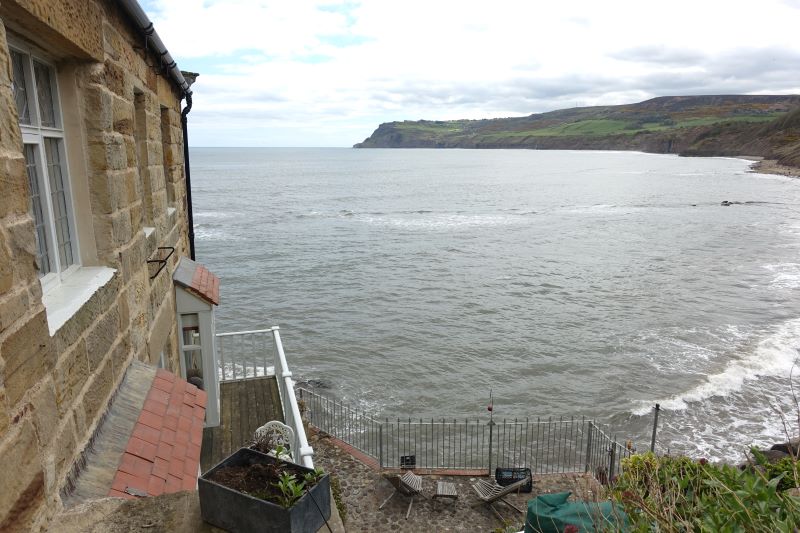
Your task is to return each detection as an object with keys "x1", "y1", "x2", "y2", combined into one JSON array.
[{"x1": 0, "y1": 1, "x2": 192, "y2": 530}]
